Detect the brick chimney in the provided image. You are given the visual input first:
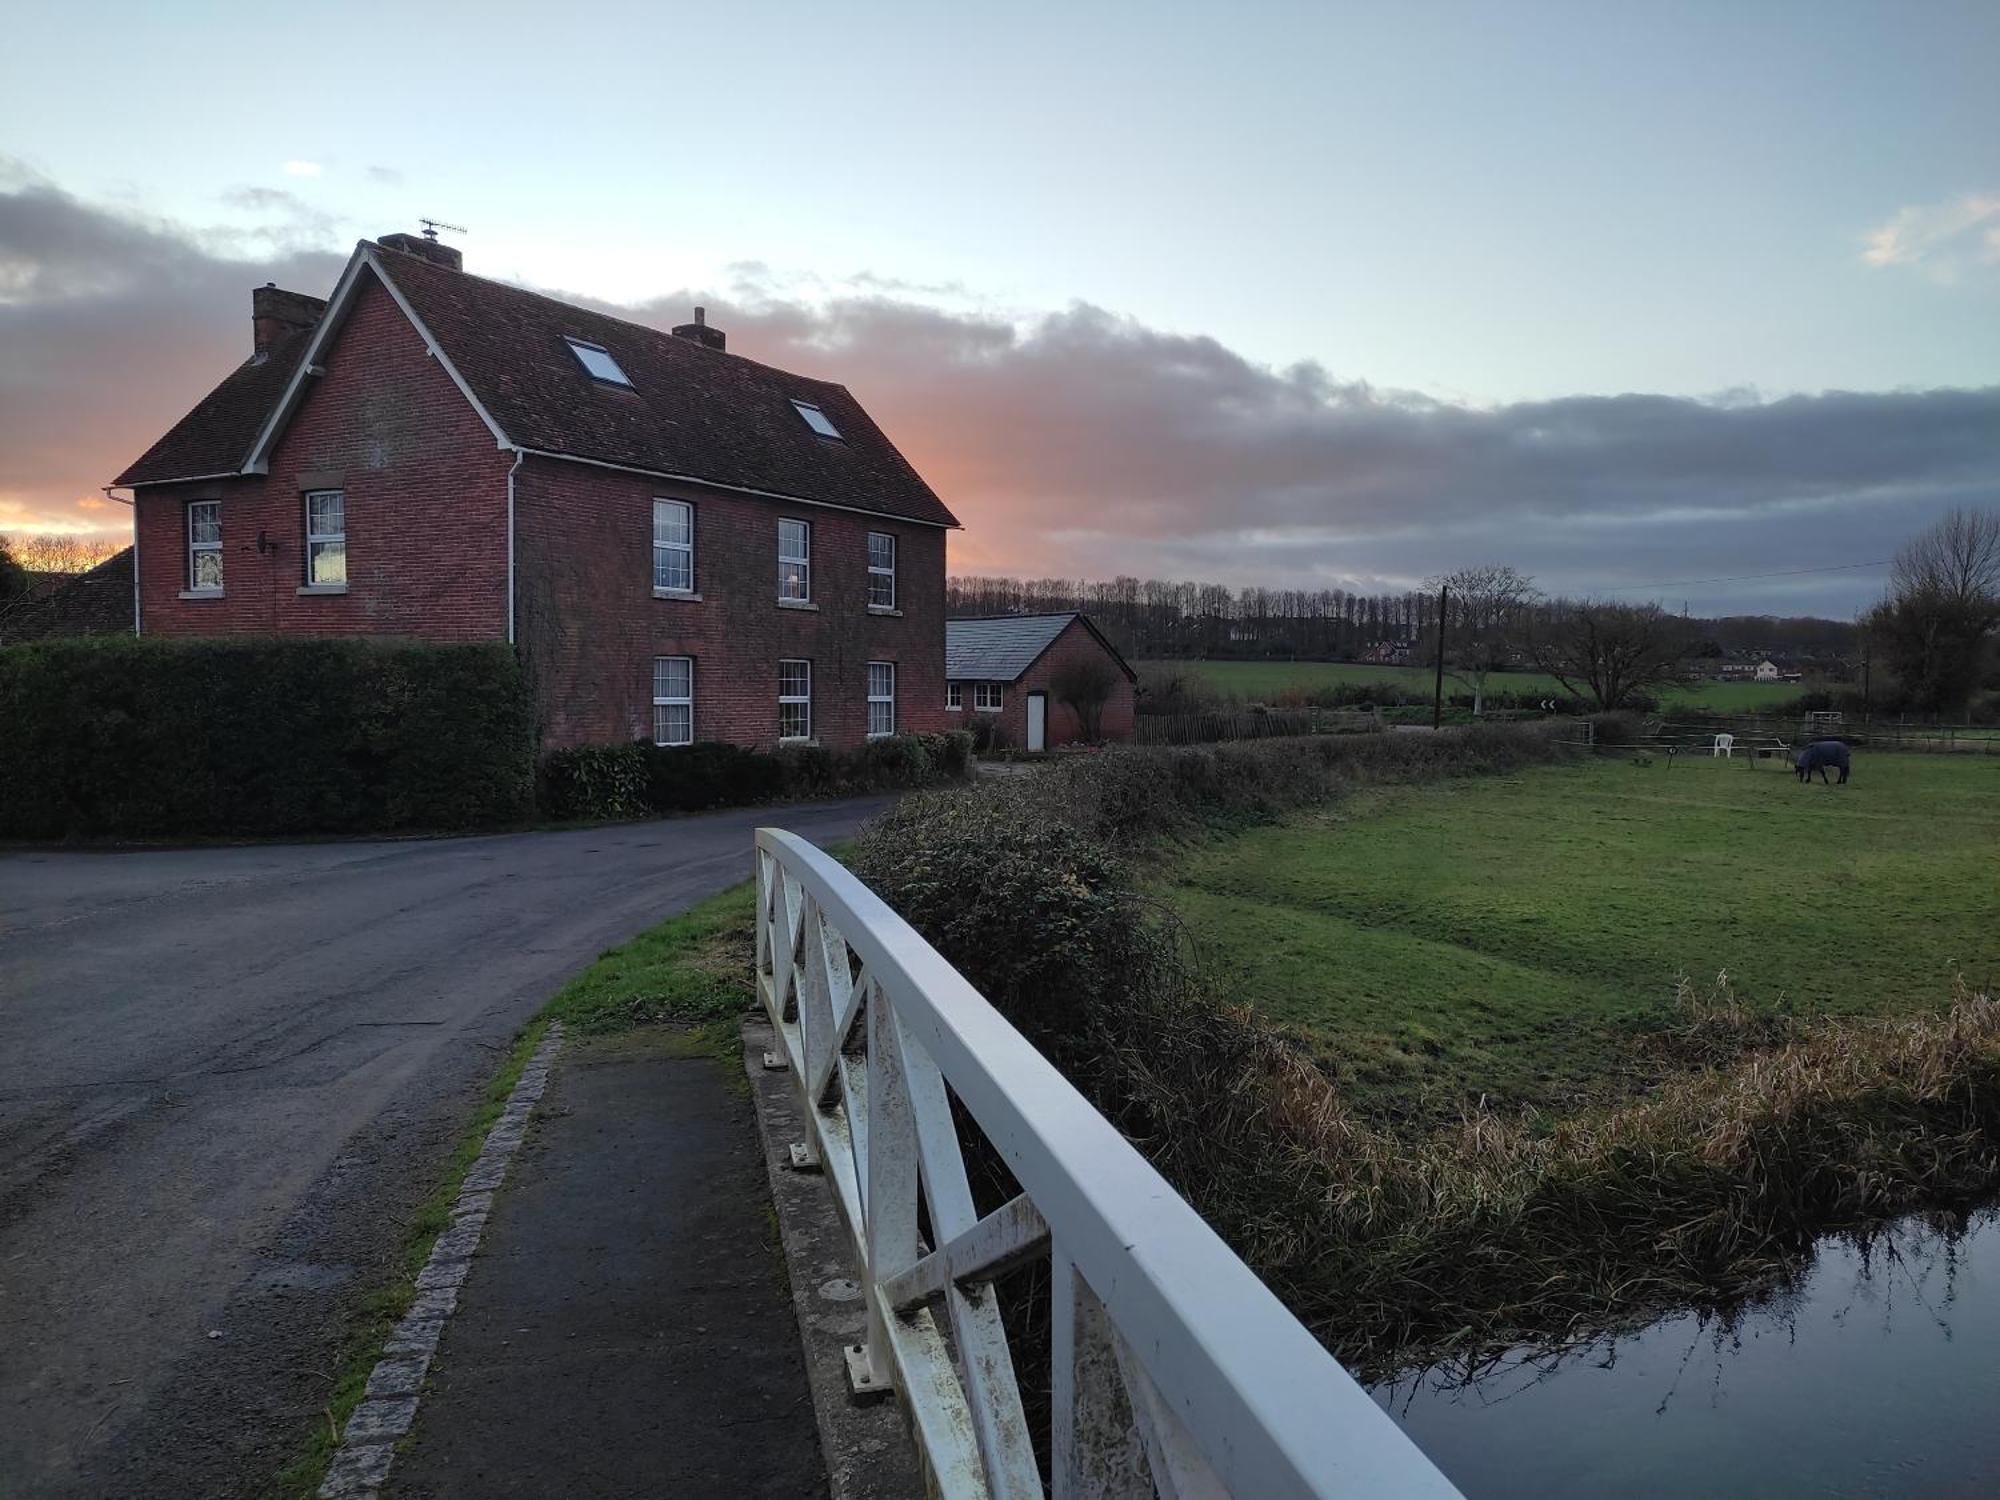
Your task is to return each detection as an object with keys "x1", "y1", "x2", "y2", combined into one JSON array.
[
  {"x1": 252, "y1": 284, "x2": 327, "y2": 357},
  {"x1": 376, "y1": 231, "x2": 464, "y2": 271},
  {"x1": 671, "y1": 306, "x2": 726, "y2": 352}
]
